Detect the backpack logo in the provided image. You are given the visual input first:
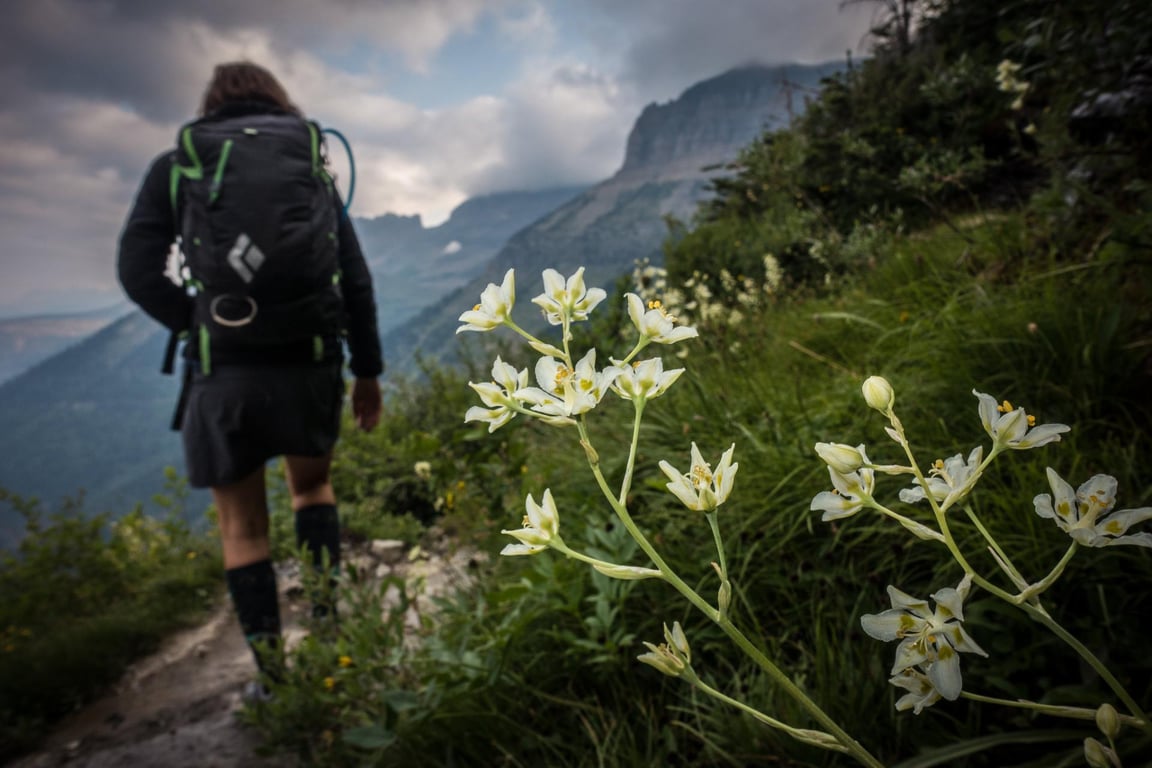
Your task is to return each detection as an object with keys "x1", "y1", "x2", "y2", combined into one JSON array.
[{"x1": 226, "y1": 233, "x2": 266, "y2": 284}]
